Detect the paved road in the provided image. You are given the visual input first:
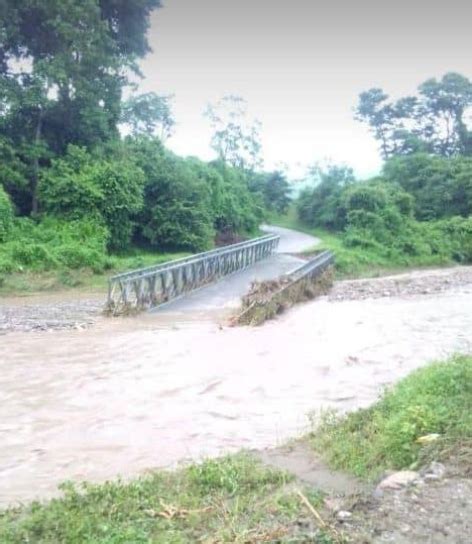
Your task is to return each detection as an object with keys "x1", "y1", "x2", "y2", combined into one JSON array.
[
  {"x1": 261, "y1": 224, "x2": 320, "y2": 253},
  {"x1": 154, "y1": 224, "x2": 320, "y2": 316}
]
